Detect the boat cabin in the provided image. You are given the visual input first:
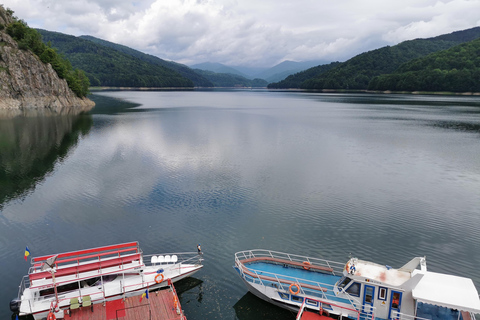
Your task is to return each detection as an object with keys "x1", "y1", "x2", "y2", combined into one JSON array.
[{"x1": 334, "y1": 257, "x2": 480, "y2": 320}]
